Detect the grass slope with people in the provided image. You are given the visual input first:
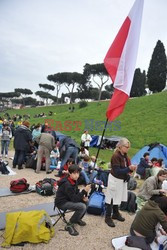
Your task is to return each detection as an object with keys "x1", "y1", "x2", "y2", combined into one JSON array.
[{"x1": 1, "y1": 91, "x2": 167, "y2": 162}]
